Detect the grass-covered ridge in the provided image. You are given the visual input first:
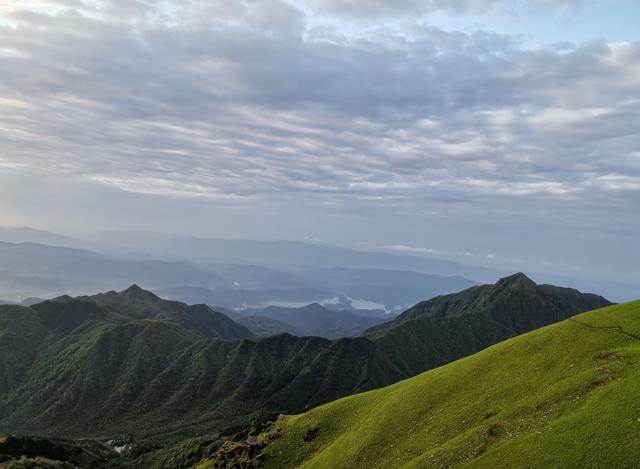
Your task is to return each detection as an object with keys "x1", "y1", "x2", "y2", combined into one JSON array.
[
  {"x1": 0, "y1": 276, "x2": 611, "y2": 442},
  {"x1": 226, "y1": 301, "x2": 640, "y2": 468}
]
